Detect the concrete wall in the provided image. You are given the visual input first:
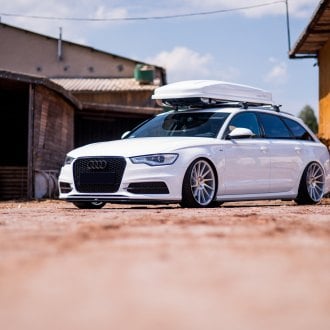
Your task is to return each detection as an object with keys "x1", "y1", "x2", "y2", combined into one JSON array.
[{"x1": 0, "y1": 24, "x2": 138, "y2": 78}]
